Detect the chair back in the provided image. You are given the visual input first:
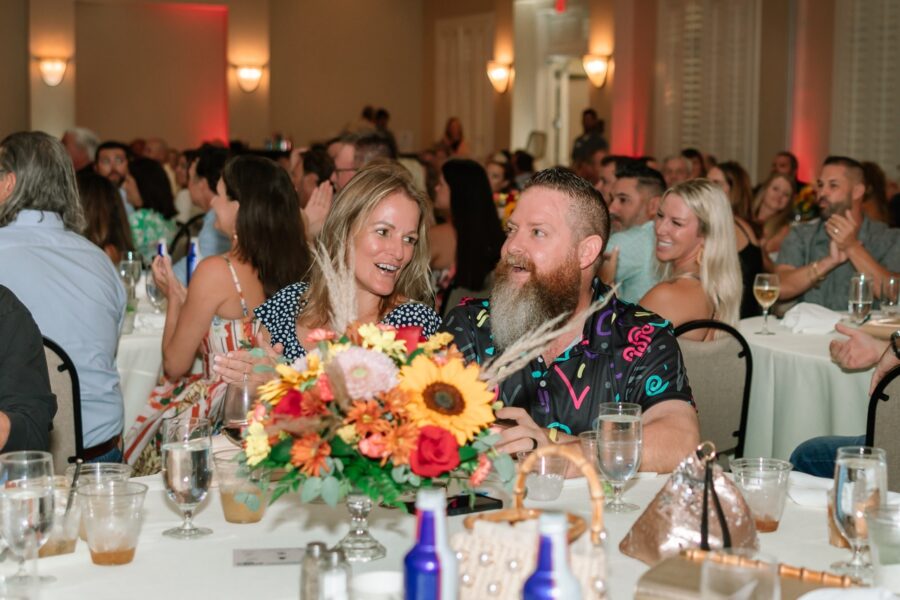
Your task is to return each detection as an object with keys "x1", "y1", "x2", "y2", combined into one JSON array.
[
  {"x1": 865, "y1": 364, "x2": 900, "y2": 492},
  {"x1": 169, "y1": 213, "x2": 205, "y2": 263},
  {"x1": 674, "y1": 320, "x2": 753, "y2": 459},
  {"x1": 43, "y1": 337, "x2": 84, "y2": 473}
]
